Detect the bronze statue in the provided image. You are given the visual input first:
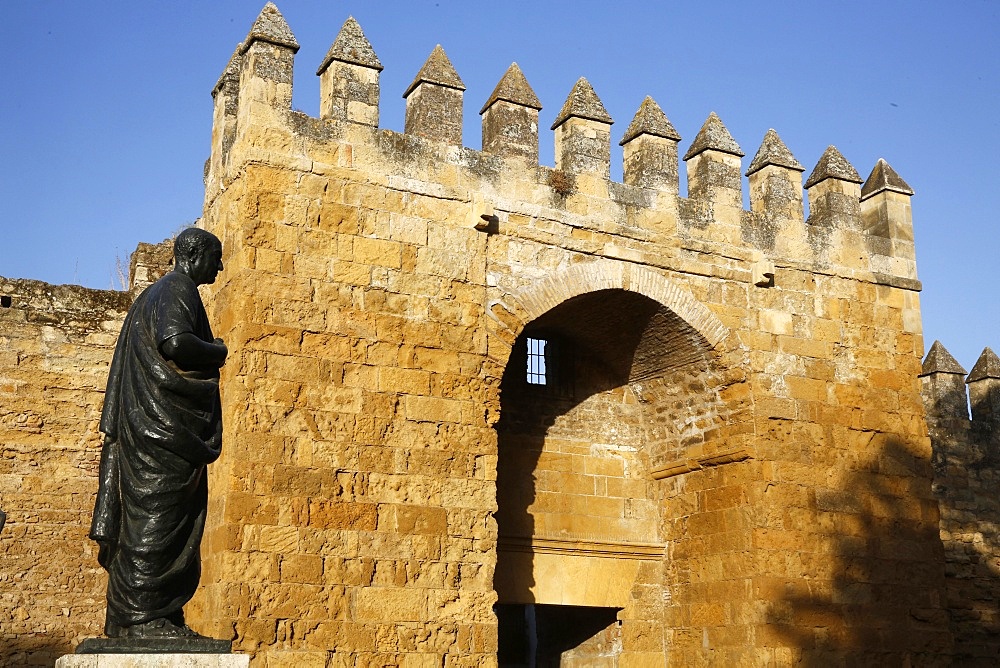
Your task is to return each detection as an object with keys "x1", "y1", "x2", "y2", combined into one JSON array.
[{"x1": 90, "y1": 228, "x2": 227, "y2": 640}]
